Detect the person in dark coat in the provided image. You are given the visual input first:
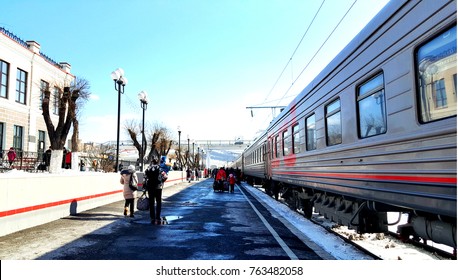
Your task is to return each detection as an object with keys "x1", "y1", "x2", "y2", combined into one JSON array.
[
  {"x1": 145, "y1": 158, "x2": 164, "y2": 225},
  {"x1": 44, "y1": 147, "x2": 52, "y2": 170}
]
